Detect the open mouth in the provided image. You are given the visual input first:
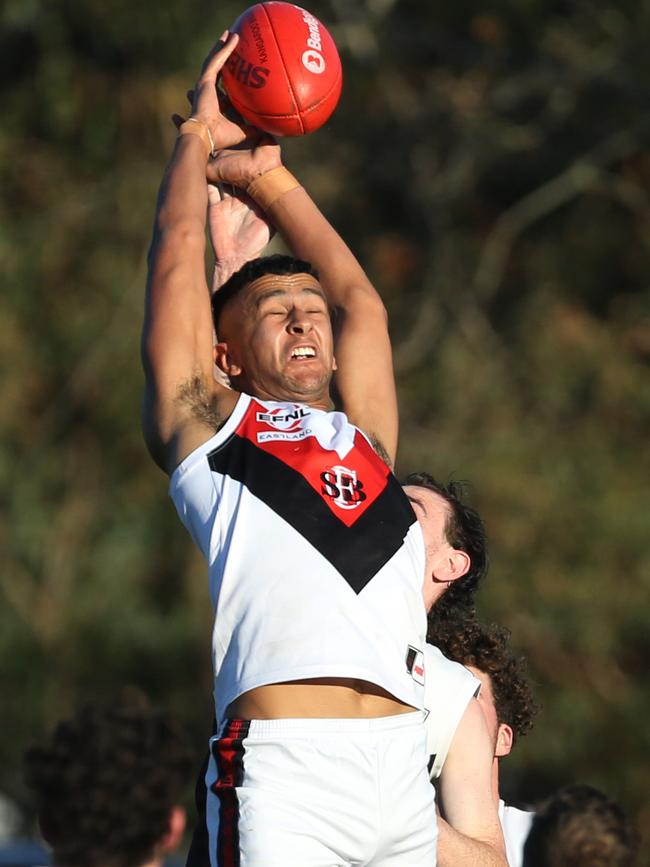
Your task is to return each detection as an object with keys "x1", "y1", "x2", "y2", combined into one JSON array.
[{"x1": 290, "y1": 346, "x2": 317, "y2": 360}]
